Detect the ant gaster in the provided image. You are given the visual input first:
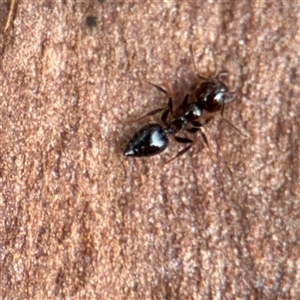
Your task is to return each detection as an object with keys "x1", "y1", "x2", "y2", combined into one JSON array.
[{"x1": 124, "y1": 46, "x2": 246, "y2": 161}]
